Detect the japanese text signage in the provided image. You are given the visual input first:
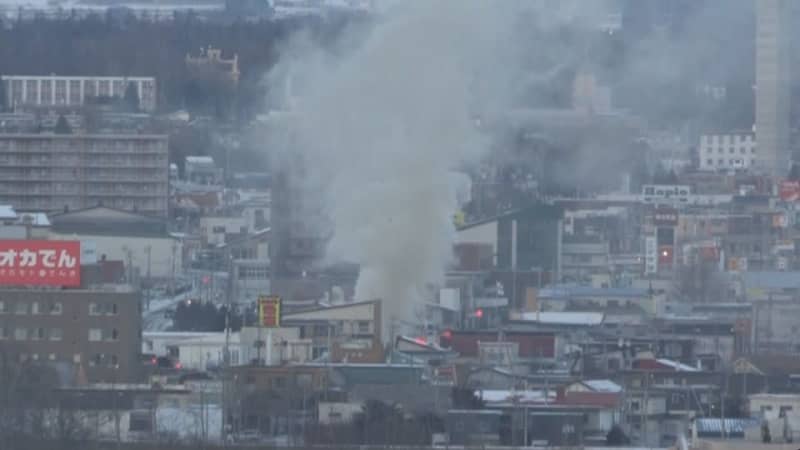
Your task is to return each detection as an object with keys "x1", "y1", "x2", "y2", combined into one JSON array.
[
  {"x1": 653, "y1": 207, "x2": 679, "y2": 227},
  {"x1": 0, "y1": 240, "x2": 80, "y2": 287},
  {"x1": 258, "y1": 295, "x2": 281, "y2": 328}
]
